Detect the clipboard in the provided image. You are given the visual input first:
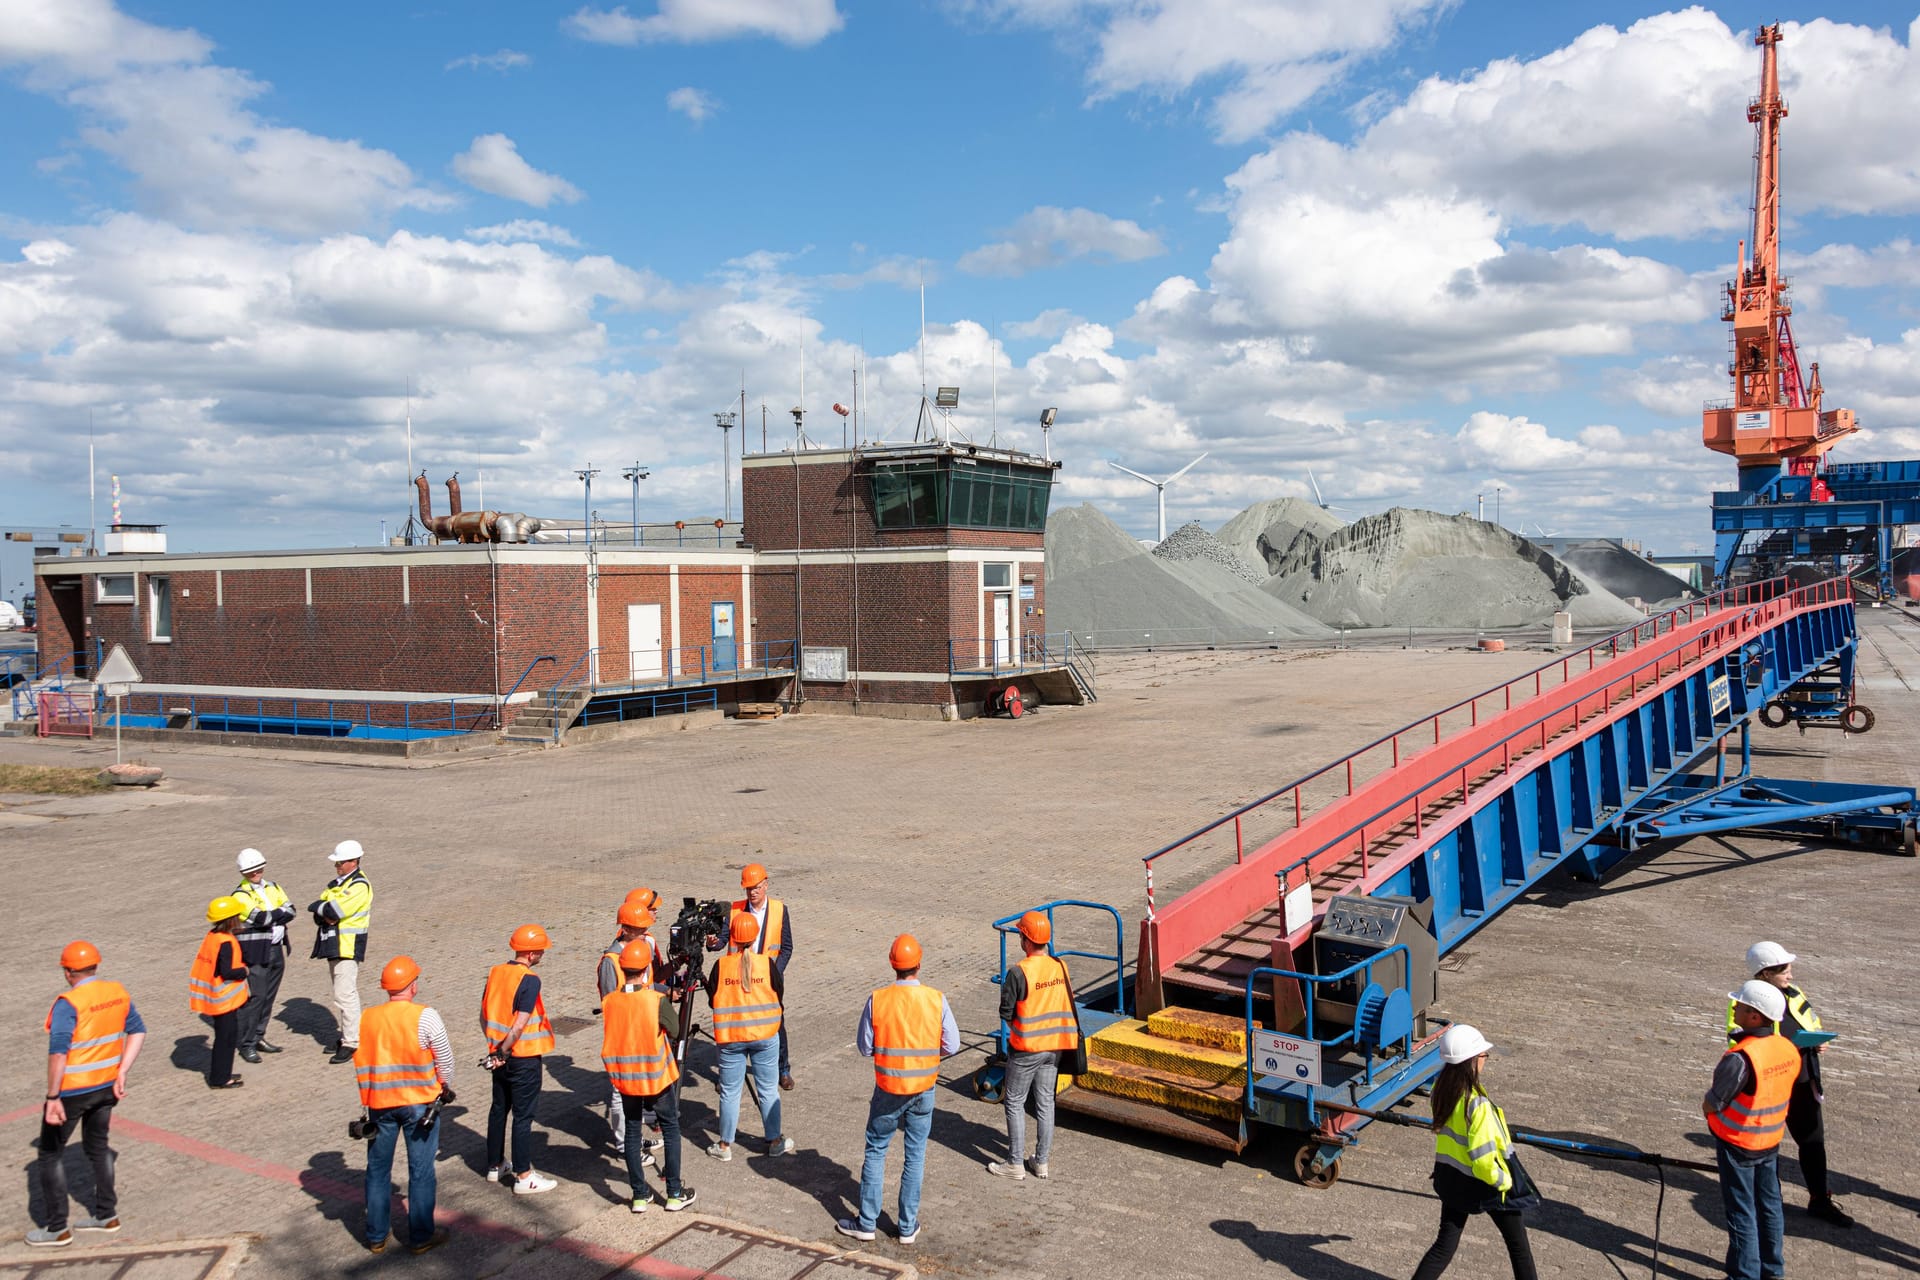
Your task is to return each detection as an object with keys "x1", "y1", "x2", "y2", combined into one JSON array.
[{"x1": 1789, "y1": 1029, "x2": 1836, "y2": 1050}]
